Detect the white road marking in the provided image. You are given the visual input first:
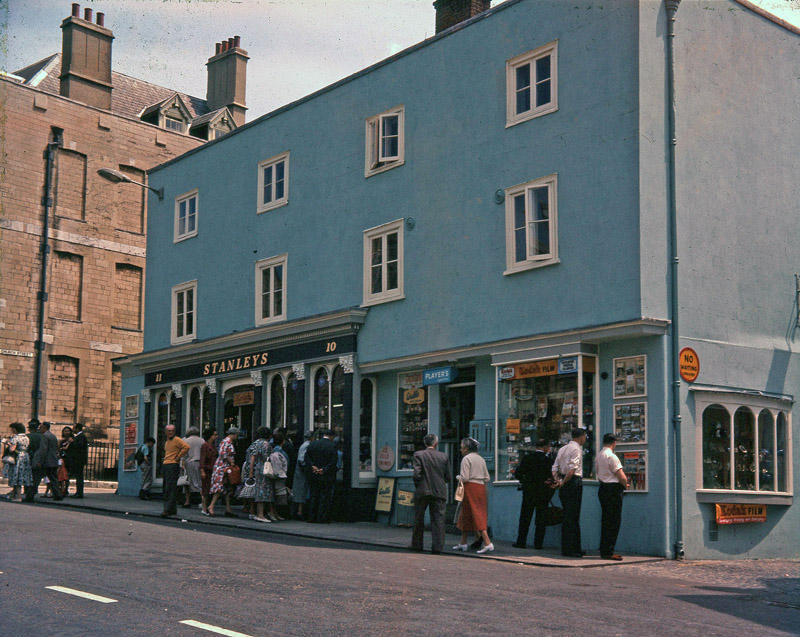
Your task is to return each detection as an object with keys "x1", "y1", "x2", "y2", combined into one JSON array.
[
  {"x1": 179, "y1": 620, "x2": 254, "y2": 636},
  {"x1": 45, "y1": 585, "x2": 118, "y2": 603}
]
